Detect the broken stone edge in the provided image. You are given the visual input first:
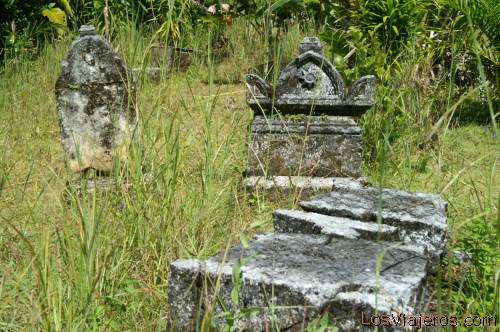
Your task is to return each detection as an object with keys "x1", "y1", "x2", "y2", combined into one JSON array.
[{"x1": 167, "y1": 232, "x2": 431, "y2": 331}]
